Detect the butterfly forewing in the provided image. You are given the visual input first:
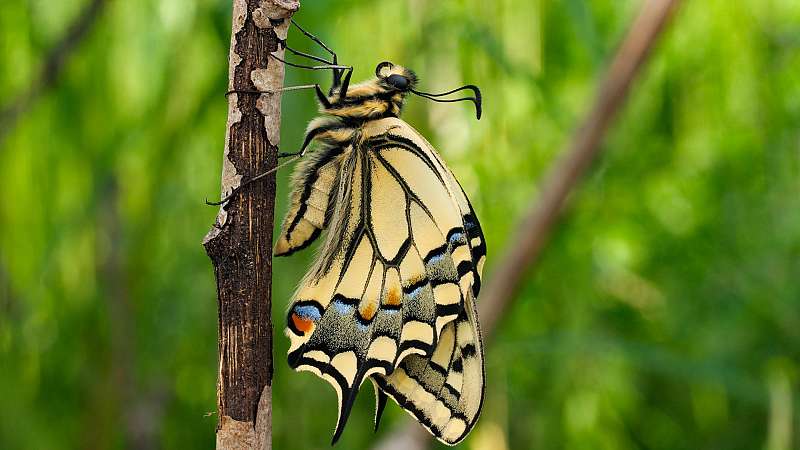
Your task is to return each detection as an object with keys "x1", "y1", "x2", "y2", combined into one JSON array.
[{"x1": 278, "y1": 117, "x2": 485, "y2": 445}]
